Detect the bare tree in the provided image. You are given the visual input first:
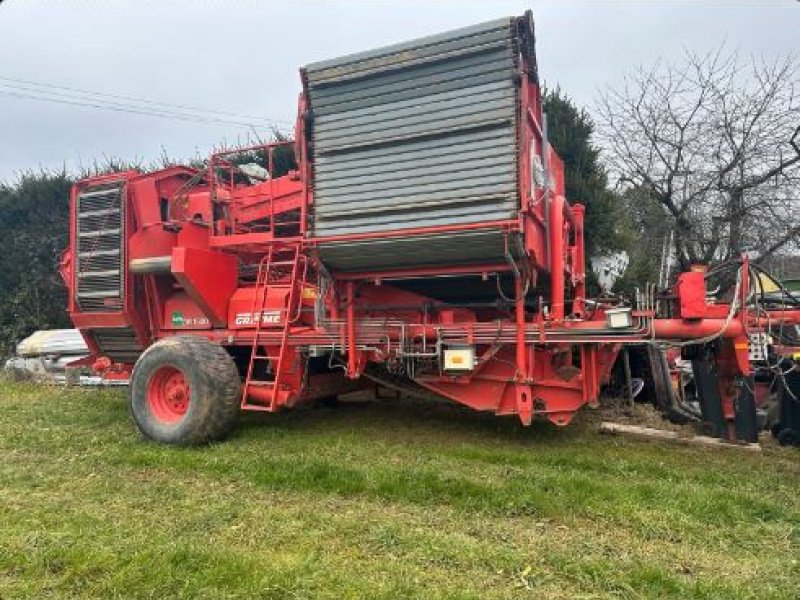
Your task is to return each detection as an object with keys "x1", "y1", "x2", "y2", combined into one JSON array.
[{"x1": 598, "y1": 47, "x2": 800, "y2": 270}]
